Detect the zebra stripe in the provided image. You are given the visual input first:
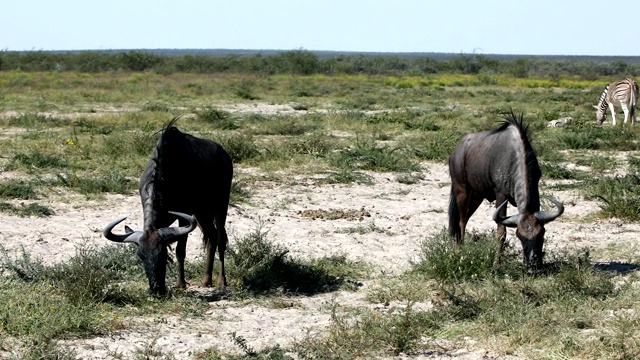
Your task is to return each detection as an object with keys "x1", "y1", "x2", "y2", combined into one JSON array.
[{"x1": 595, "y1": 78, "x2": 639, "y2": 126}]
